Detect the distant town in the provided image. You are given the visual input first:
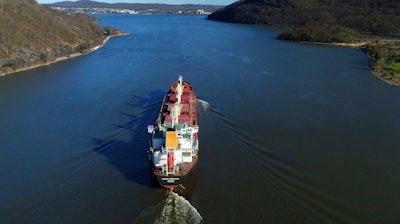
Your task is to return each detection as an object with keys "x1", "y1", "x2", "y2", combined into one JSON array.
[
  {"x1": 47, "y1": 1, "x2": 223, "y2": 15},
  {"x1": 51, "y1": 6, "x2": 213, "y2": 14}
]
